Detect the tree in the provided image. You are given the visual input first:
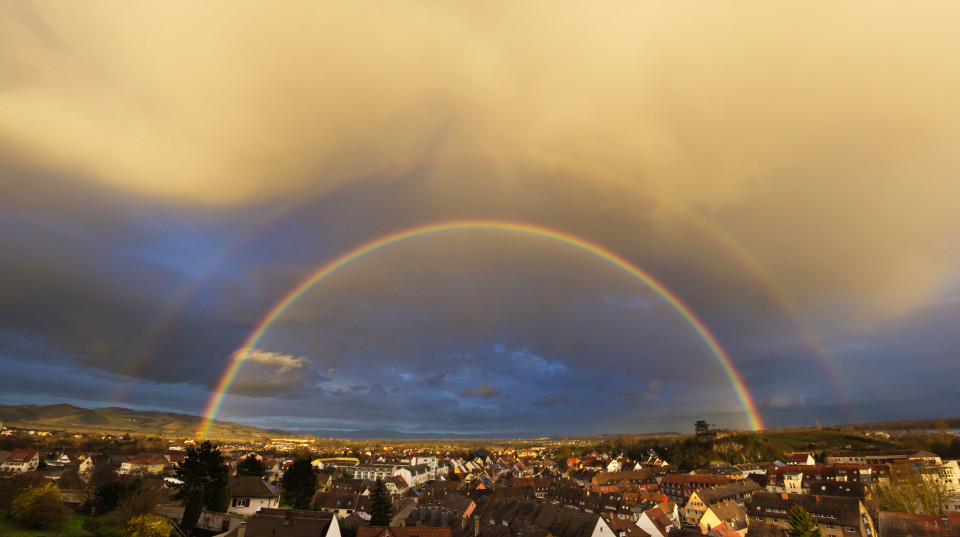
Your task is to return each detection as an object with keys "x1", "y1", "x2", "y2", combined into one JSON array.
[
  {"x1": 368, "y1": 478, "x2": 392, "y2": 526},
  {"x1": 281, "y1": 458, "x2": 318, "y2": 509},
  {"x1": 180, "y1": 489, "x2": 204, "y2": 536},
  {"x1": 695, "y1": 420, "x2": 711, "y2": 436},
  {"x1": 788, "y1": 505, "x2": 822, "y2": 537},
  {"x1": 92, "y1": 481, "x2": 128, "y2": 515},
  {"x1": 10, "y1": 482, "x2": 71, "y2": 529},
  {"x1": 236, "y1": 454, "x2": 267, "y2": 478},
  {"x1": 875, "y1": 464, "x2": 949, "y2": 515},
  {"x1": 125, "y1": 514, "x2": 170, "y2": 537},
  {"x1": 174, "y1": 440, "x2": 228, "y2": 509},
  {"x1": 210, "y1": 484, "x2": 231, "y2": 513}
]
